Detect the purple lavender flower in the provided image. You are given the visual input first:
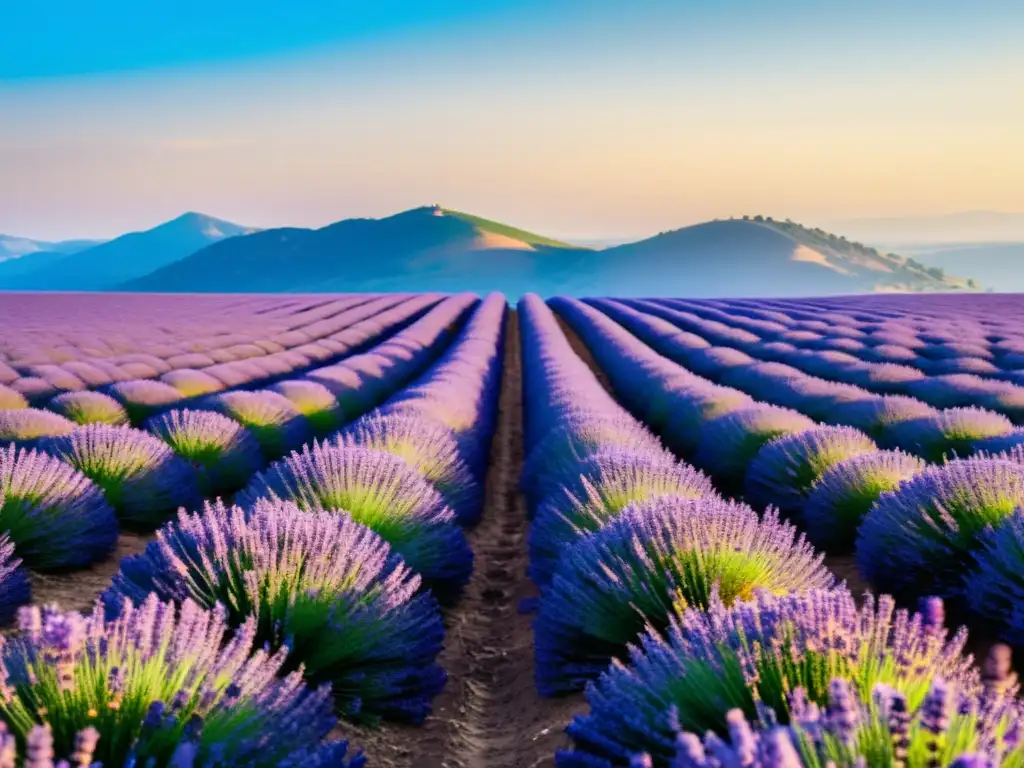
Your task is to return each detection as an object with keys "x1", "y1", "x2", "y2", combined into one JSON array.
[
  {"x1": 0, "y1": 444, "x2": 118, "y2": 569},
  {"x1": 742, "y1": 426, "x2": 878, "y2": 519},
  {"x1": 267, "y1": 380, "x2": 345, "y2": 436},
  {"x1": 522, "y1": 410, "x2": 668, "y2": 510},
  {"x1": 145, "y1": 409, "x2": 265, "y2": 496},
  {"x1": 803, "y1": 450, "x2": 925, "y2": 553},
  {"x1": 907, "y1": 374, "x2": 1009, "y2": 410},
  {"x1": 534, "y1": 496, "x2": 832, "y2": 695},
  {"x1": 105, "y1": 379, "x2": 184, "y2": 425},
  {"x1": 198, "y1": 390, "x2": 313, "y2": 461},
  {"x1": 0, "y1": 595, "x2": 354, "y2": 767},
  {"x1": 636, "y1": 672, "x2": 1024, "y2": 768},
  {"x1": 103, "y1": 498, "x2": 446, "y2": 724},
  {"x1": 964, "y1": 509, "x2": 1024, "y2": 646},
  {"x1": 828, "y1": 396, "x2": 937, "y2": 442},
  {"x1": 0, "y1": 409, "x2": 76, "y2": 449},
  {"x1": 660, "y1": 387, "x2": 754, "y2": 458},
  {"x1": 529, "y1": 448, "x2": 718, "y2": 587},
  {"x1": 40, "y1": 425, "x2": 201, "y2": 529},
  {"x1": 693, "y1": 405, "x2": 815, "y2": 488},
  {"x1": 856, "y1": 458, "x2": 1024, "y2": 603},
  {"x1": 884, "y1": 407, "x2": 1014, "y2": 462},
  {"x1": 7, "y1": 378, "x2": 59, "y2": 407},
  {"x1": 47, "y1": 391, "x2": 130, "y2": 426},
  {"x1": 159, "y1": 369, "x2": 226, "y2": 398},
  {"x1": 332, "y1": 413, "x2": 482, "y2": 525},
  {"x1": 0, "y1": 534, "x2": 30, "y2": 625},
  {"x1": 0, "y1": 384, "x2": 28, "y2": 411},
  {"x1": 237, "y1": 444, "x2": 472, "y2": 601},
  {"x1": 560, "y1": 589, "x2": 978, "y2": 766}
]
